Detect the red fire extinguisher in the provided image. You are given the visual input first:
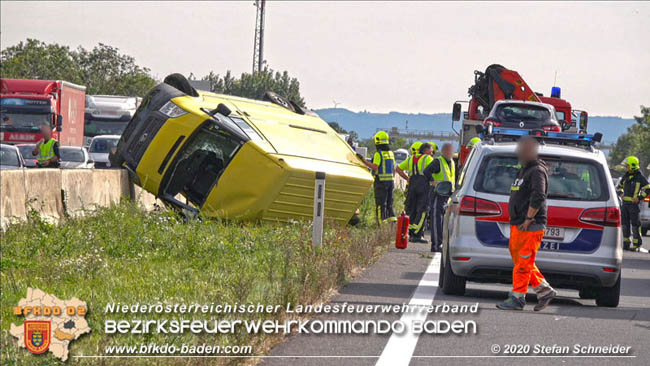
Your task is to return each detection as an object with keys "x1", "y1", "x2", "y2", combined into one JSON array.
[{"x1": 395, "y1": 212, "x2": 409, "y2": 249}]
